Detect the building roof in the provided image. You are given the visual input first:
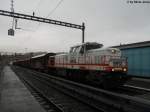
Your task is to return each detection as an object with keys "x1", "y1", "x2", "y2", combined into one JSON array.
[
  {"x1": 31, "y1": 52, "x2": 56, "y2": 59},
  {"x1": 31, "y1": 54, "x2": 46, "y2": 59},
  {"x1": 111, "y1": 41, "x2": 150, "y2": 49}
]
